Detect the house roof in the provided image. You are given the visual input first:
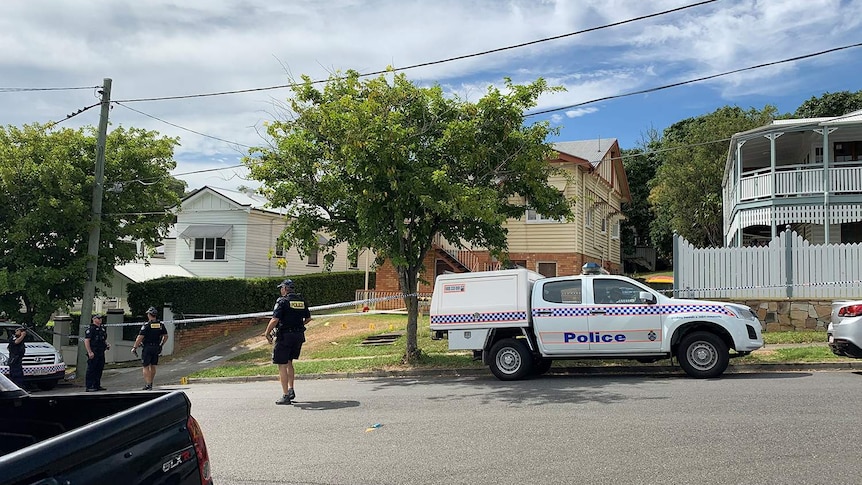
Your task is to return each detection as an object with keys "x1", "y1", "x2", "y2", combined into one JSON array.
[
  {"x1": 182, "y1": 186, "x2": 288, "y2": 215},
  {"x1": 114, "y1": 263, "x2": 195, "y2": 283},
  {"x1": 553, "y1": 139, "x2": 618, "y2": 167}
]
